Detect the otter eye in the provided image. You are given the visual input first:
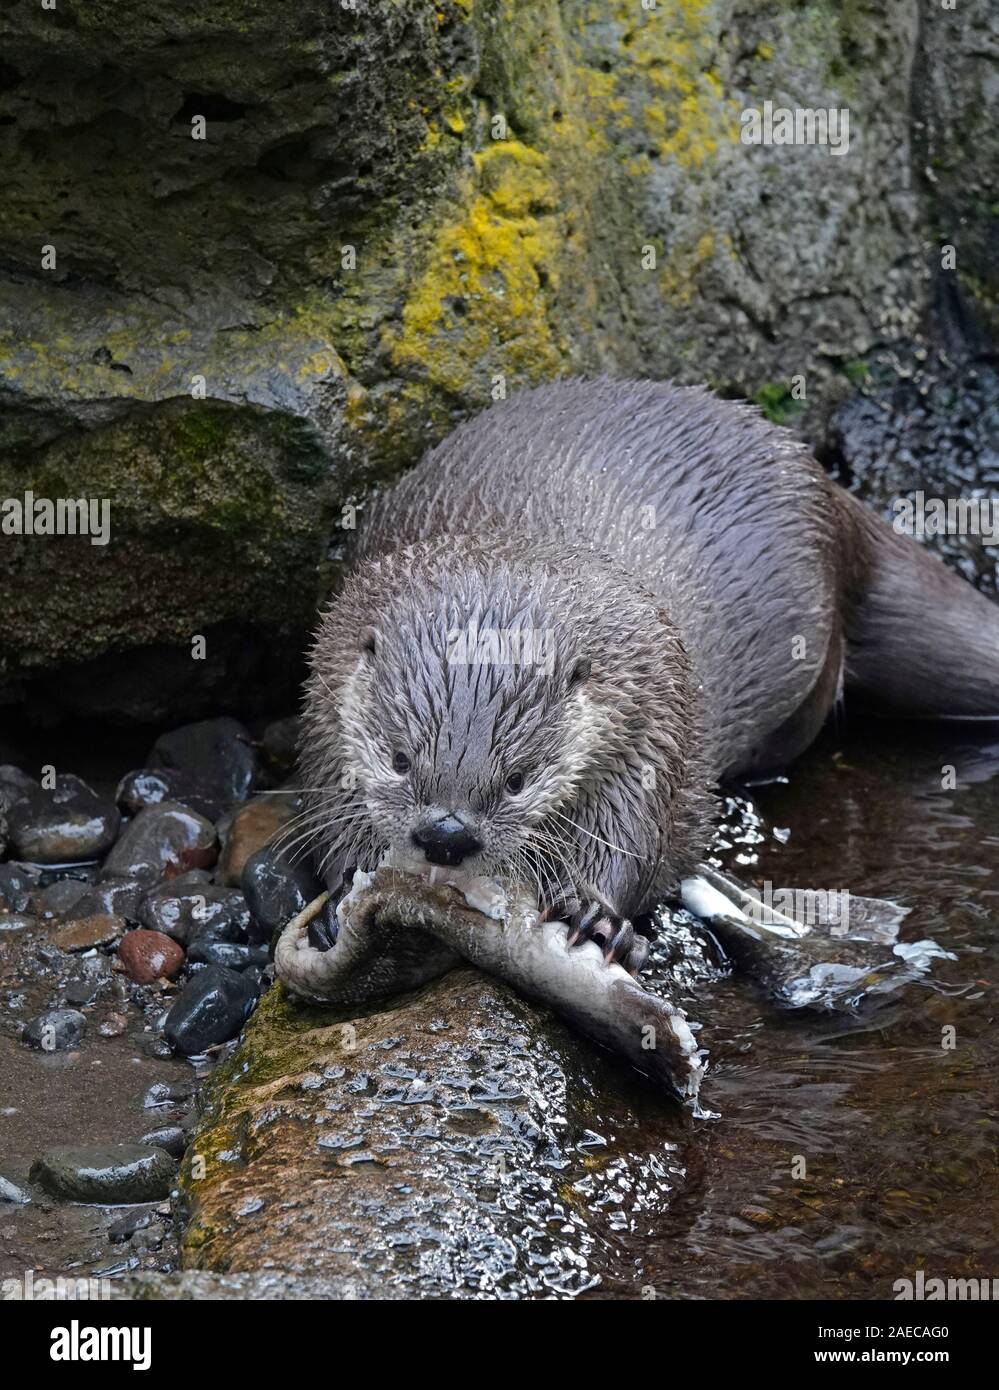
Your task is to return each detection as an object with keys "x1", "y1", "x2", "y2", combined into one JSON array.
[
  {"x1": 392, "y1": 751, "x2": 411, "y2": 775},
  {"x1": 505, "y1": 770, "x2": 525, "y2": 794}
]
